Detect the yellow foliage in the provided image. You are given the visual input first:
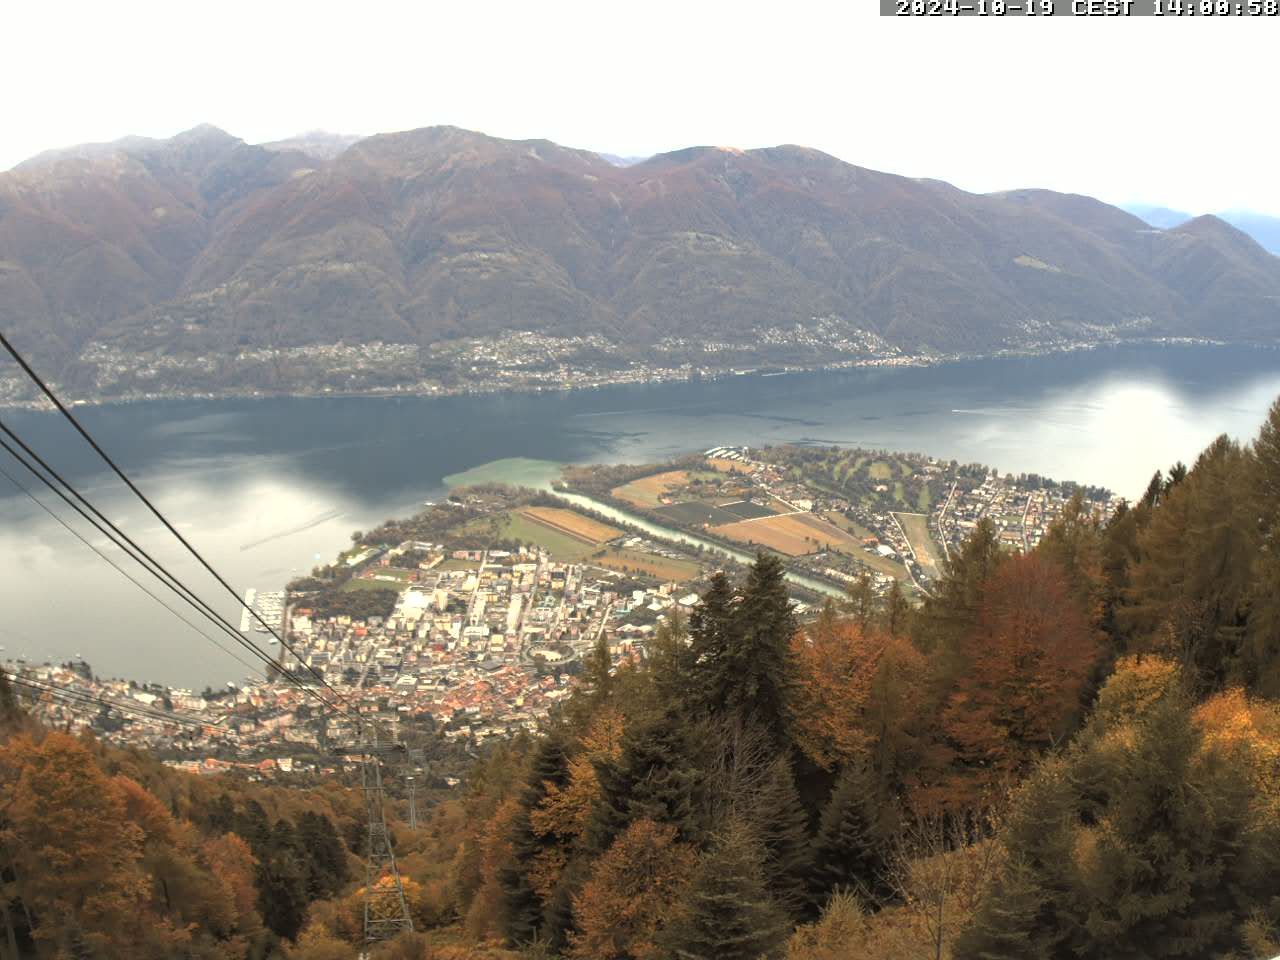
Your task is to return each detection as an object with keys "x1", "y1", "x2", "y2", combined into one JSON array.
[{"x1": 1091, "y1": 655, "x2": 1181, "y2": 730}]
